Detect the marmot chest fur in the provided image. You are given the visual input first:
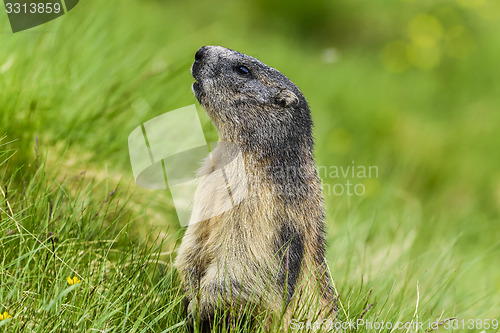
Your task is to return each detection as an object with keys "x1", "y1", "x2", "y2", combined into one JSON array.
[{"x1": 175, "y1": 45, "x2": 335, "y2": 327}]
